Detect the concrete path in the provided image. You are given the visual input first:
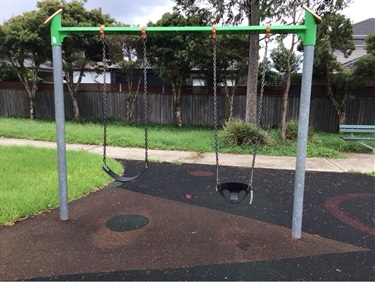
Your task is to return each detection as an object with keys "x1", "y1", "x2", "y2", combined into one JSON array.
[{"x1": 0, "y1": 137, "x2": 374, "y2": 173}]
